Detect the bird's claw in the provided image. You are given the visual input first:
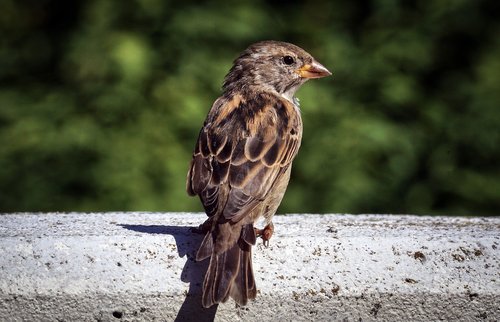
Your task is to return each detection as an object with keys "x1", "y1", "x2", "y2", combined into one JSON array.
[
  {"x1": 255, "y1": 222, "x2": 274, "y2": 247},
  {"x1": 191, "y1": 218, "x2": 212, "y2": 234}
]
